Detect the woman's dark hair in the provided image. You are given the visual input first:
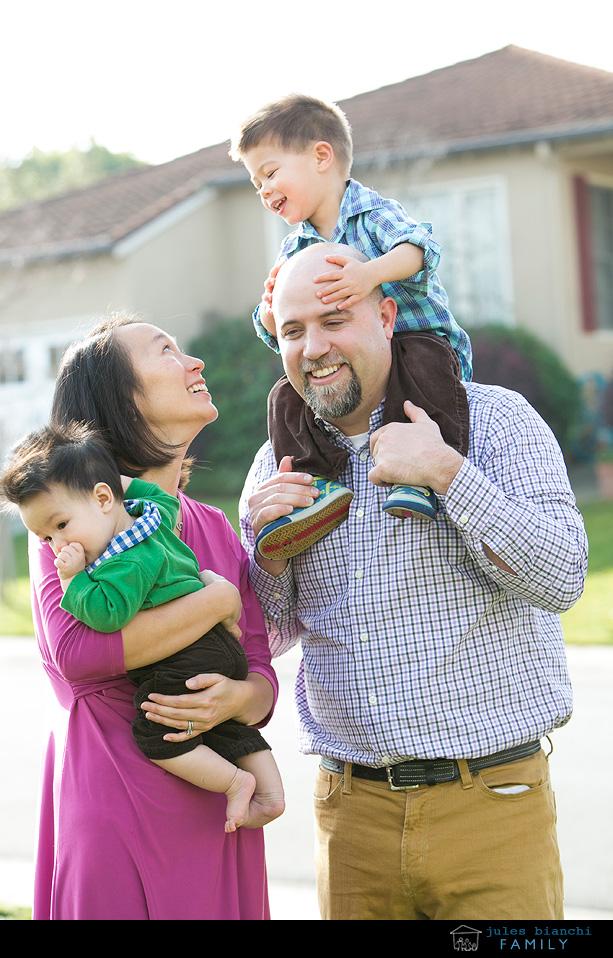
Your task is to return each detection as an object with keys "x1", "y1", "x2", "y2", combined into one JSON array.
[
  {"x1": 51, "y1": 312, "x2": 192, "y2": 486},
  {"x1": 1, "y1": 421, "x2": 124, "y2": 507}
]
